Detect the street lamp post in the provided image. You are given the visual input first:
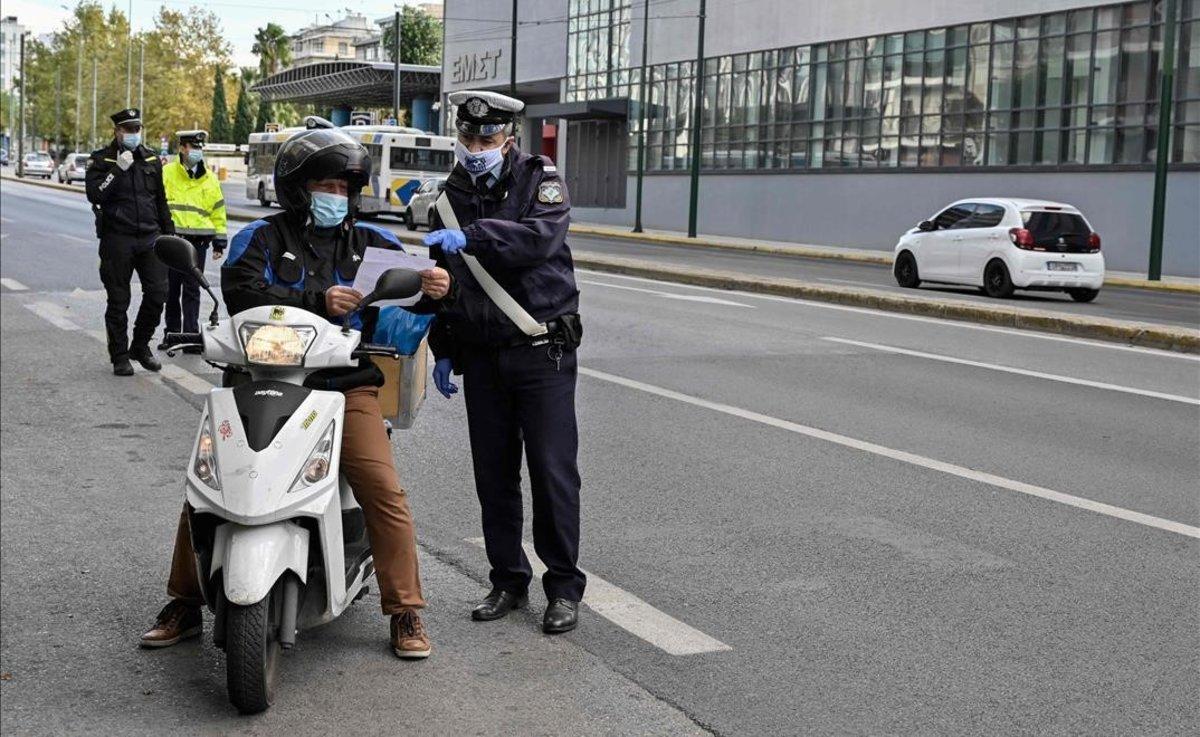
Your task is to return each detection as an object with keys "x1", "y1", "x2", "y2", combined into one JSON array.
[
  {"x1": 393, "y1": 10, "x2": 401, "y2": 123},
  {"x1": 75, "y1": 38, "x2": 83, "y2": 152},
  {"x1": 91, "y1": 58, "x2": 98, "y2": 150},
  {"x1": 509, "y1": 0, "x2": 518, "y2": 97},
  {"x1": 1148, "y1": 0, "x2": 1179, "y2": 281},
  {"x1": 686, "y1": 0, "x2": 706, "y2": 238},
  {"x1": 126, "y1": 0, "x2": 133, "y2": 105},
  {"x1": 632, "y1": 0, "x2": 650, "y2": 233},
  {"x1": 17, "y1": 32, "x2": 26, "y2": 176},
  {"x1": 55, "y1": 66, "x2": 62, "y2": 157},
  {"x1": 138, "y1": 41, "x2": 145, "y2": 122}
]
